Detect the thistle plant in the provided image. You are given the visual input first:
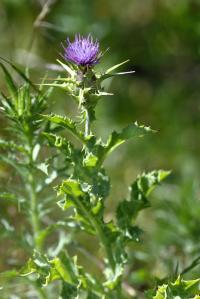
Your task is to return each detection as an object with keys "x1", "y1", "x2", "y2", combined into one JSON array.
[{"x1": 0, "y1": 35, "x2": 199, "y2": 299}]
